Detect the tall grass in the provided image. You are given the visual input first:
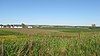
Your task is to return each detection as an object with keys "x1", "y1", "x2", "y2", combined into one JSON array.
[{"x1": 0, "y1": 29, "x2": 100, "y2": 56}]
